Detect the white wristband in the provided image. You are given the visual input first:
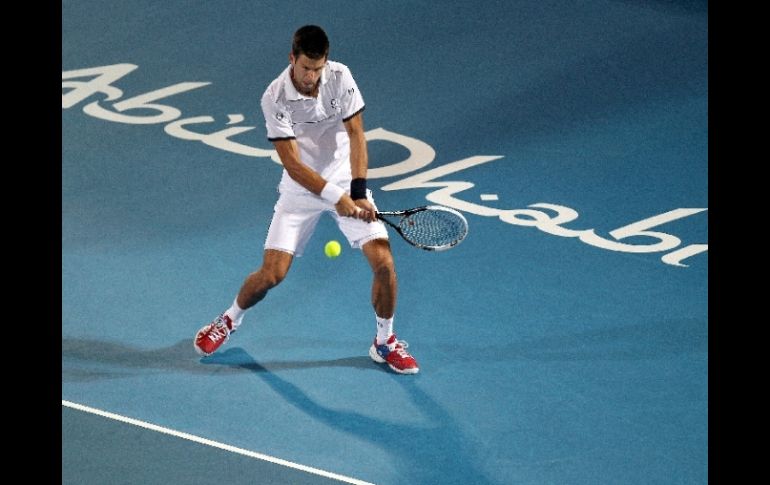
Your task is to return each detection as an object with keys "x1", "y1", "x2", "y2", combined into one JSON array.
[{"x1": 320, "y1": 183, "x2": 346, "y2": 204}]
